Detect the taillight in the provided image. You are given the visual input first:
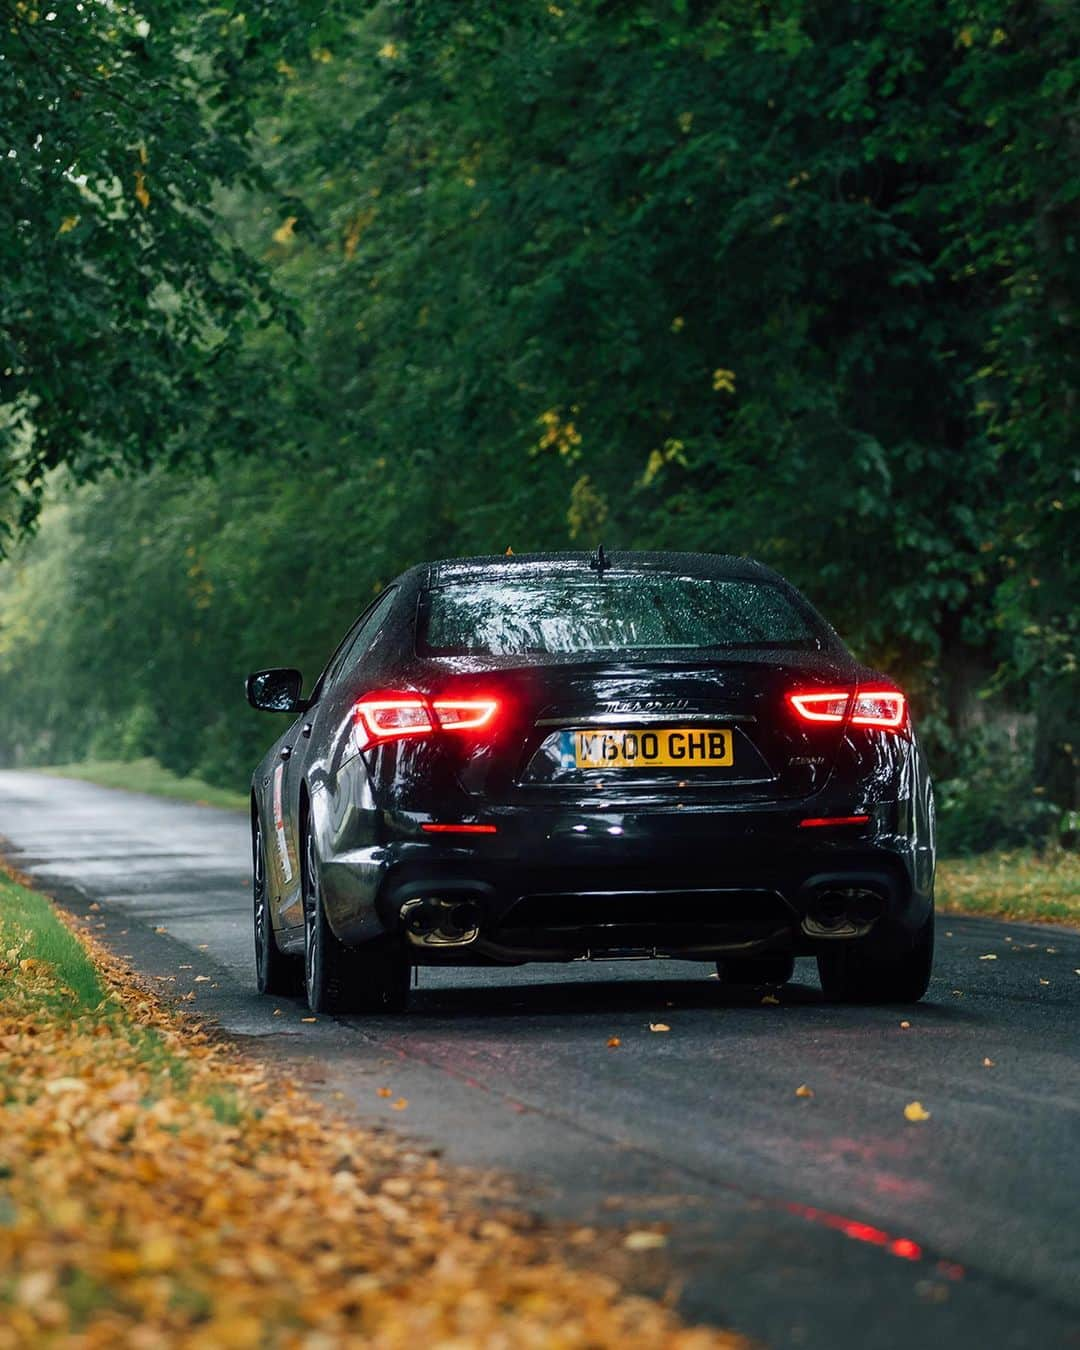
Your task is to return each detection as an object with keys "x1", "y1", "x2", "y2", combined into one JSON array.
[
  {"x1": 431, "y1": 698, "x2": 498, "y2": 730},
  {"x1": 787, "y1": 691, "x2": 850, "y2": 723},
  {"x1": 354, "y1": 692, "x2": 499, "y2": 748},
  {"x1": 787, "y1": 687, "x2": 907, "y2": 732},
  {"x1": 849, "y1": 691, "x2": 906, "y2": 729}
]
